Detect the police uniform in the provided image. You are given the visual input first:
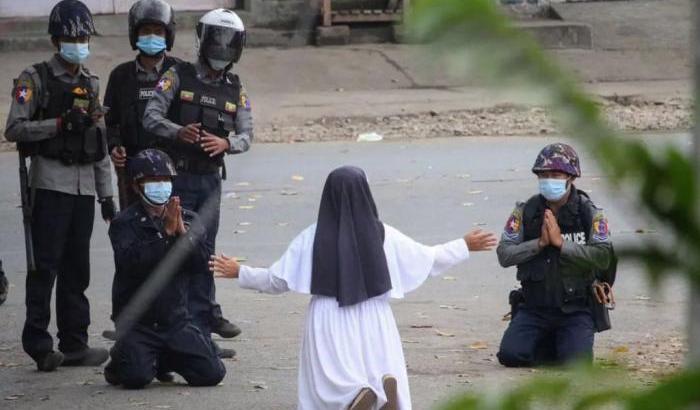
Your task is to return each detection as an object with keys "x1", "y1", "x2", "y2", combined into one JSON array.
[
  {"x1": 106, "y1": 202, "x2": 225, "y2": 388},
  {"x1": 4, "y1": 54, "x2": 112, "y2": 363},
  {"x1": 143, "y1": 60, "x2": 253, "y2": 335},
  {"x1": 496, "y1": 187, "x2": 613, "y2": 366},
  {"x1": 104, "y1": 55, "x2": 180, "y2": 207}
]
